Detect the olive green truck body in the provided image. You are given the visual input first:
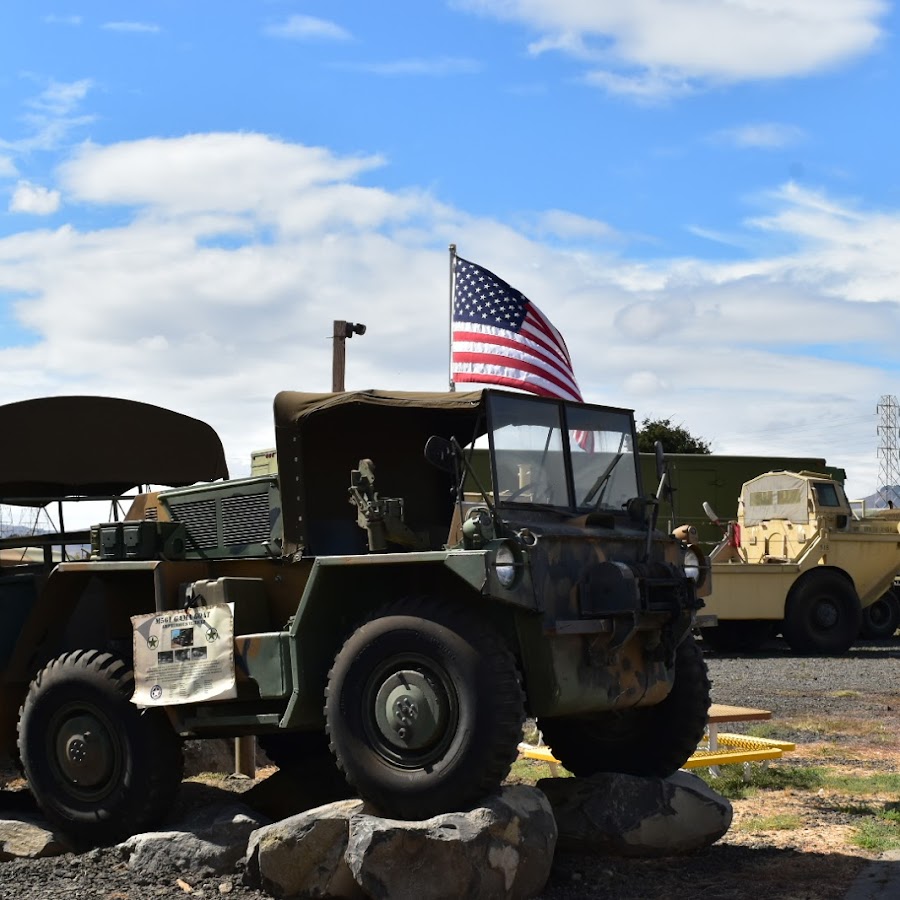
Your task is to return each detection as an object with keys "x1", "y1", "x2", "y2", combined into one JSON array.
[{"x1": 0, "y1": 390, "x2": 710, "y2": 844}]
